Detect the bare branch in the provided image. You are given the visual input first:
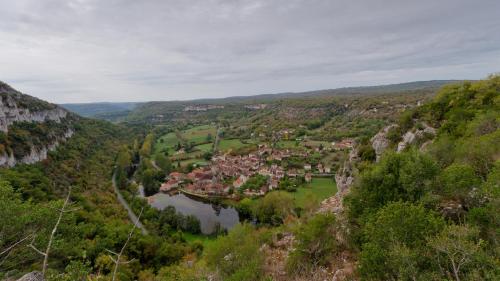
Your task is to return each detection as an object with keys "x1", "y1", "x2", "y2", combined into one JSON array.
[
  {"x1": 109, "y1": 207, "x2": 144, "y2": 281},
  {"x1": 28, "y1": 244, "x2": 46, "y2": 257},
  {"x1": 120, "y1": 258, "x2": 136, "y2": 265},
  {"x1": 107, "y1": 255, "x2": 117, "y2": 264},
  {"x1": 0, "y1": 233, "x2": 34, "y2": 256},
  {"x1": 26, "y1": 187, "x2": 77, "y2": 277},
  {"x1": 105, "y1": 248, "x2": 120, "y2": 256},
  {"x1": 63, "y1": 207, "x2": 82, "y2": 213}
]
